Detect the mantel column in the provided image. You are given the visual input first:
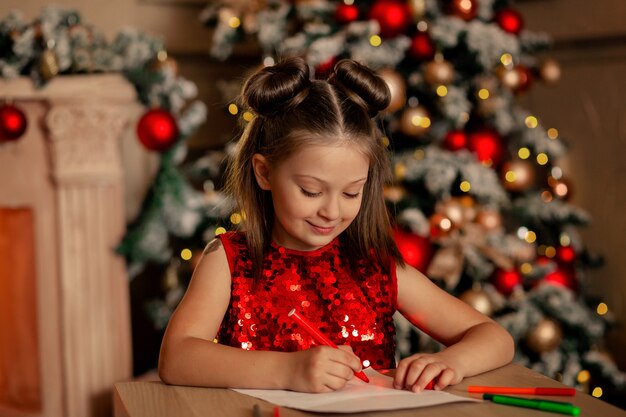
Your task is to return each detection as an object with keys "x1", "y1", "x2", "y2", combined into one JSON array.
[{"x1": 46, "y1": 103, "x2": 133, "y2": 417}]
